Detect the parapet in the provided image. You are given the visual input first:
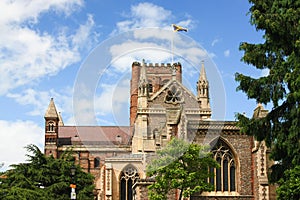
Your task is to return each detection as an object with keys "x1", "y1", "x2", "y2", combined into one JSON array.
[{"x1": 132, "y1": 61, "x2": 181, "y2": 68}]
